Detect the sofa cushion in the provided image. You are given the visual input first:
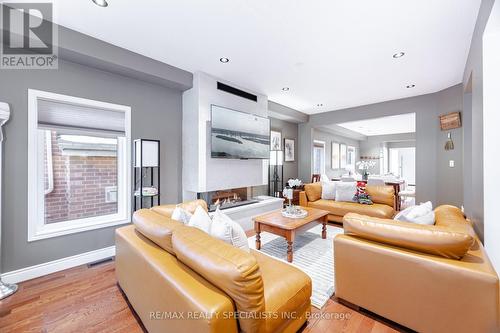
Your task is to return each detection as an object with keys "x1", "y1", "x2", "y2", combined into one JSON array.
[
  {"x1": 365, "y1": 185, "x2": 395, "y2": 207},
  {"x1": 132, "y1": 209, "x2": 183, "y2": 255},
  {"x1": 252, "y1": 250, "x2": 312, "y2": 333},
  {"x1": 434, "y1": 205, "x2": 476, "y2": 236},
  {"x1": 172, "y1": 226, "x2": 265, "y2": 333},
  {"x1": 335, "y1": 182, "x2": 358, "y2": 202},
  {"x1": 304, "y1": 182, "x2": 322, "y2": 202},
  {"x1": 308, "y1": 199, "x2": 394, "y2": 219},
  {"x1": 151, "y1": 199, "x2": 208, "y2": 218},
  {"x1": 343, "y1": 213, "x2": 474, "y2": 259}
]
